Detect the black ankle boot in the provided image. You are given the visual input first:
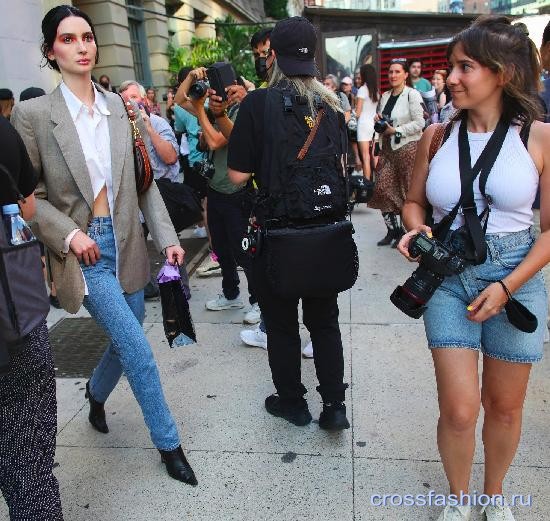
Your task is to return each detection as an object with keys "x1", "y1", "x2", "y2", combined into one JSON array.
[
  {"x1": 377, "y1": 231, "x2": 394, "y2": 246},
  {"x1": 265, "y1": 394, "x2": 312, "y2": 426},
  {"x1": 159, "y1": 446, "x2": 198, "y2": 486},
  {"x1": 319, "y1": 402, "x2": 350, "y2": 431},
  {"x1": 85, "y1": 381, "x2": 109, "y2": 434}
]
